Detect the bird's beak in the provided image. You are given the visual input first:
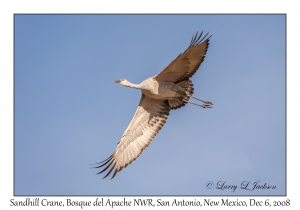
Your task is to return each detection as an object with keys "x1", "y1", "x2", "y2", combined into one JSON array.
[{"x1": 114, "y1": 80, "x2": 121, "y2": 83}]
